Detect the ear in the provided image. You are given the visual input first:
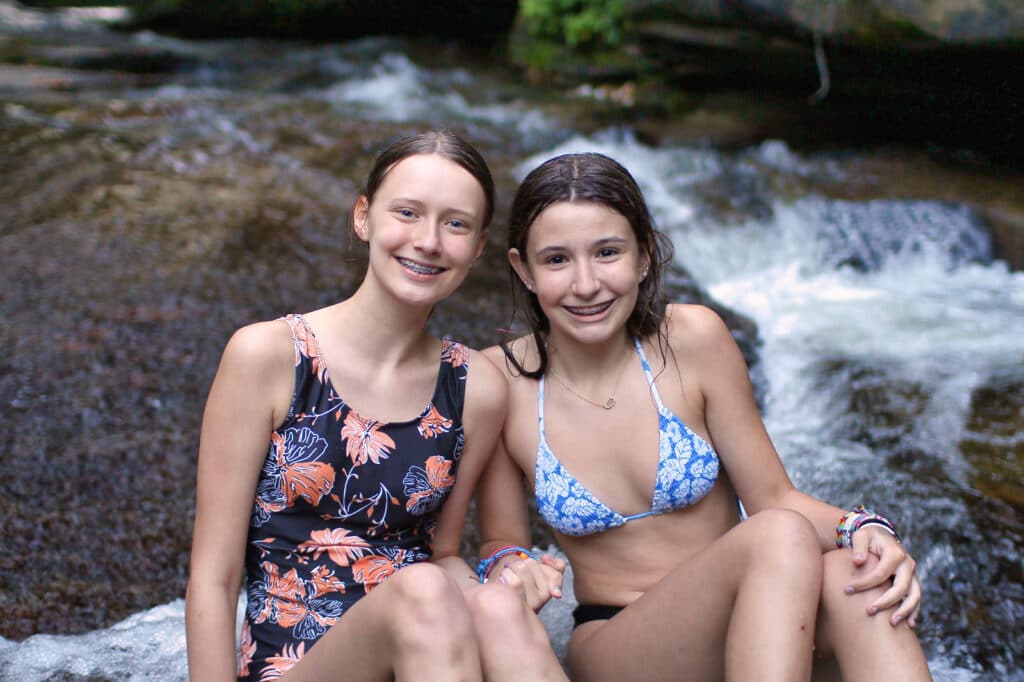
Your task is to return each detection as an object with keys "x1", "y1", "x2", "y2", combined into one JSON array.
[
  {"x1": 352, "y1": 195, "x2": 370, "y2": 242},
  {"x1": 508, "y1": 248, "x2": 534, "y2": 291}
]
